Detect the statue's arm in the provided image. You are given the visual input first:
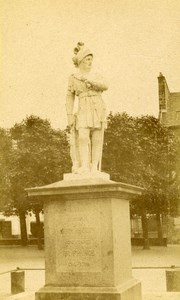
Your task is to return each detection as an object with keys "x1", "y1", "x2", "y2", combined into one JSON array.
[
  {"x1": 66, "y1": 94, "x2": 75, "y2": 126},
  {"x1": 87, "y1": 80, "x2": 108, "y2": 92},
  {"x1": 83, "y1": 74, "x2": 108, "y2": 92},
  {"x1": 66, "y1": 75, "x2": 75, "y2": 126}
]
